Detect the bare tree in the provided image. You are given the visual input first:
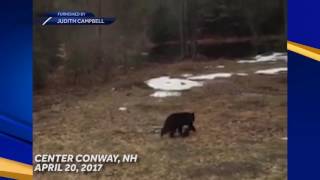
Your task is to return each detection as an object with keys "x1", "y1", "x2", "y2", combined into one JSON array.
[{"x1": 179, "y1": 0, "x2": 186, "y2": 59}]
